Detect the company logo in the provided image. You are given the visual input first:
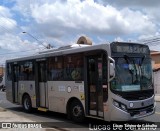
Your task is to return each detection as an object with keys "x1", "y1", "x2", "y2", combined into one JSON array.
[{"x1": 2, "y1": 123, "x2": 11, "y2": 128}]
